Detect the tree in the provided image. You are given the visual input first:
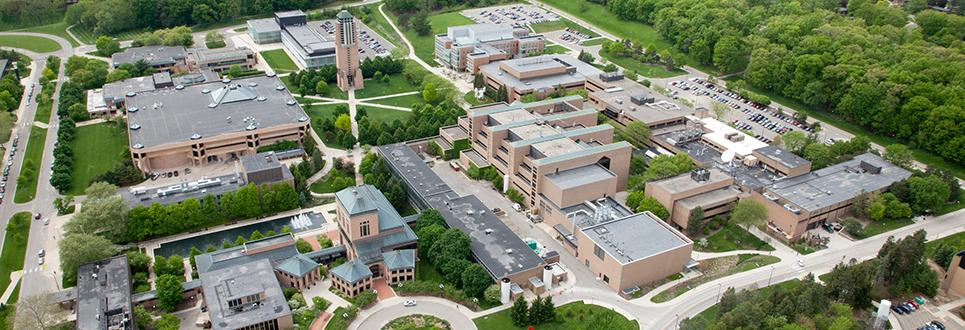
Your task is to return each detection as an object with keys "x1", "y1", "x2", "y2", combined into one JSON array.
[
  {"x1": 105, "y1": 69, "x2": 130, "y2": 83},
  {"x1": 295, "y1": 238, "x2": 313, "y2": 253},
  {"x1": 510, "y1": 296, "x2": 529, "y2": 327},
  {"x1": 415, "y1": 208, "x2": 445, "y2": 229},
  {"x1": 250, "y1": 230, "x2": 264, "y2": 241},
  {"x1": 133, "y1": 306, "x2": 154, "y2": 330},
  {"x1": 335, "y1": 113, "x2": 352, "y2": 133},
  {"x1": 907, "y1": 175, "x2": 950, "y2": 213},
  {"x1": 711, "y1": 102, "x2": 730, "y2": 121},
  {"x1": 315, "y1": 80, "x2": 328, "y2": 96},
  {"x1": 643, "y1": 154, "x2": 693, "y2": 181},
  {"x1": 825, "y1": 261, "x2": 873, "y2": 309},
  {"x1": 428, "y1": 228, "x2": 471, "y2": 262},
  {"x1": 712, "y1": 35, "x2": 748, "y2": 73},
  {"x1": 780, "y1": 131, "x2": 809, "y2": 154},
  {"x1": 461, "y1": 264, "x2": 491, "y2": 297},
  {"x1": 59, "y1": 233, "x2": 117, "y2": 282},
  {"x1": 619, "y1": 122, "x2": 651, "y2": 148},
  {"x1": 411, "y1": 11, "x2": 431, "y2": 35},
  {"x1": 155, "y1": 314, "x2": 180, "y2": 330},
  {"x1": 687, "y1": 207, "x2": 705, "y2": 236},
  {"x1": 883, "y1": 144, "x2": 913, "y2": 168},
  {"x1": 484, "y1": 284, "x2": 501, "y2": 303},
  {"x1": 578, "y1": 50, "x2": 595, "y2": 64},
  {"x1": 637, "y1": 196, "x2": 669, "y2": 220},
  {"x1": 730, "y1": 199, "x2": 767, "y2": 229},
  {"x1": 156, "y1": 274, "x2": 184, "y2": 311},
  {"x1": 12, "y1": 292, "x2": 63, "y2": 330},
  {"x1": 227, "y1": 64, "x2": 244, "y2": 78},
  {"x1": 95, "y1": 36, "x2": 121, "y2": 56},
  {"x1": 932, "y1": 243, "x2": 956, "y2": 269},
  {"x1": 422, "y1": 82, "x2": 438, "y2": 104}
]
